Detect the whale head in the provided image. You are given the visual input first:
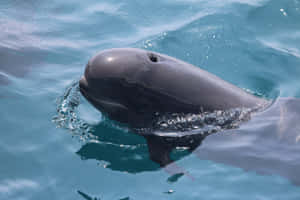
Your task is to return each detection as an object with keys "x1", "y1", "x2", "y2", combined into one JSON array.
[{"x1": 79, "y1": 48, "x2": 180, "y2": 124}]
